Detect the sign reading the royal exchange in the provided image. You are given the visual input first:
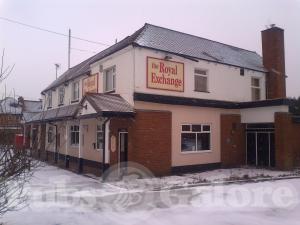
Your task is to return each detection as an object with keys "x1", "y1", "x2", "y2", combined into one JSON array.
[
  {"x1": 147, "y1": 57, "x2": 184, "y2": 92},
  {"x1": 82, "y1": 73, "x2": 98, "y2": 96}
]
